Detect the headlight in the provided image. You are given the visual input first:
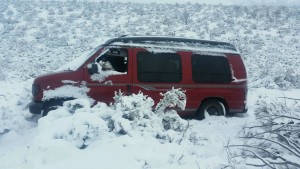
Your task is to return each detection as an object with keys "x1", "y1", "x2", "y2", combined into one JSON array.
[{"x1": 32, "y1": 84, "x2": 40, "y2": 96}]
